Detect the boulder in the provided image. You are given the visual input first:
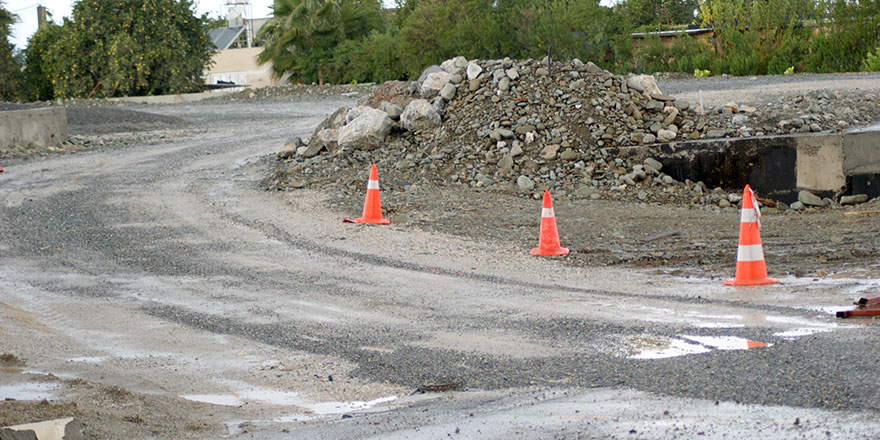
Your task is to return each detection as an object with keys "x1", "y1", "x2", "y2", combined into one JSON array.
[
  {"x1": 381, "y1": 101, "x2": 404, "y2": 120},
  {"x1": 626, "y1": 74, "x2": 661, "y2": 95},
  {"x1": 440, "y1": 83, "x2": 456, "y2": 101},
  {"x1": 840, "y1": 194, "x2": 868, "y2": 205},
  {"x1": 798, "y1": 190, "x2": 825, "y2": 207},
  {"x1": 337, "y1": 106, "x2": 392, "y2": 150},
  {"x1": 400, "y1": 99, "x2": 442, "y2": 131},
  {"x1": 420, "y1": 71, "x2": 451, "y2": 98},
  {"x1": 466, "y1": 63, "x2": 483, "y2": 81}
]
